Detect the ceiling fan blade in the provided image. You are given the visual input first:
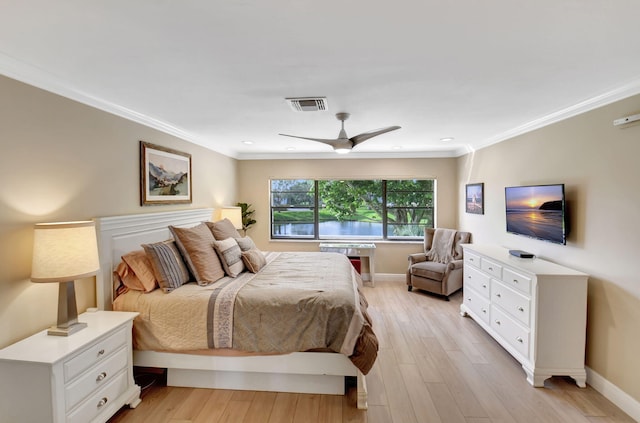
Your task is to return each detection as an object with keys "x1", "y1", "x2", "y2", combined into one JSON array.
[
  {"x1": 278, "y1": 133, "x2": 345, "y2": 148},
  {"x1": 350, "y1": 125, "x2": 401, "y2": 146}
]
